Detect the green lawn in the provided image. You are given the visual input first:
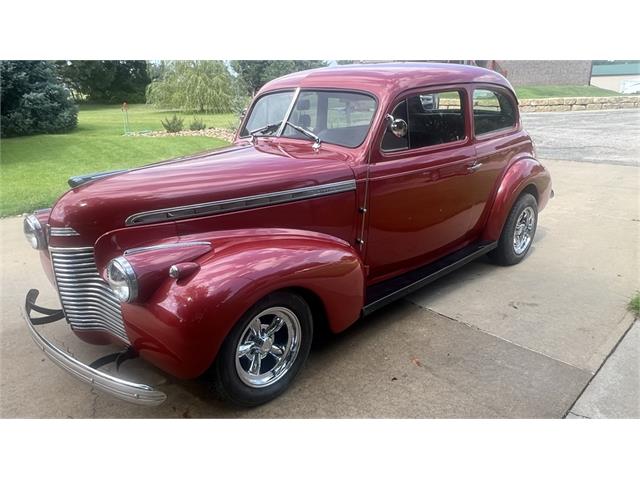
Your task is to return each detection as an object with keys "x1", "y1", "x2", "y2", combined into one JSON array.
[
  {"x1": 515, "y1": 85, "x2": 622, "y2": 99},
  {"x1": 0, "y1": 105, "x2": 235, "y2": 216}
]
